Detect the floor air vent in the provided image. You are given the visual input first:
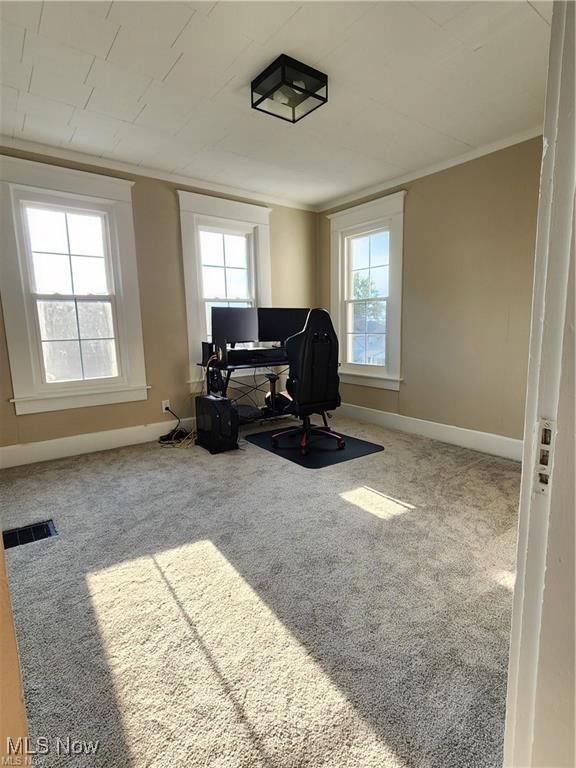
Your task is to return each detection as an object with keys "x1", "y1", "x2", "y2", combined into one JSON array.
[{"x1": 3, "y1": 520, "x2": 58, "y2": 549}]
